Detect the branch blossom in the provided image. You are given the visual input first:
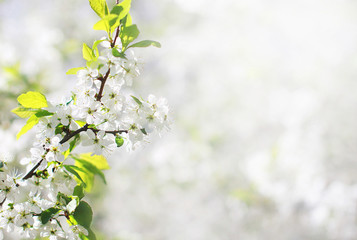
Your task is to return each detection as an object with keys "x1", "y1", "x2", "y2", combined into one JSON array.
[{"x1": 0, "y1": 0, "x2": 170, "y2": 239}]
